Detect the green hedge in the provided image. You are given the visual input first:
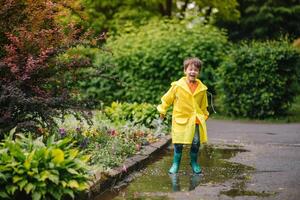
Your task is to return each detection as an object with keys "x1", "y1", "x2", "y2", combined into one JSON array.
[
  {"x1": 79, "y1": 19, "x2": 228, "y2": 104},
  {"x1": 216, "y1": 40, "x2": 300, "y2": 118}
]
